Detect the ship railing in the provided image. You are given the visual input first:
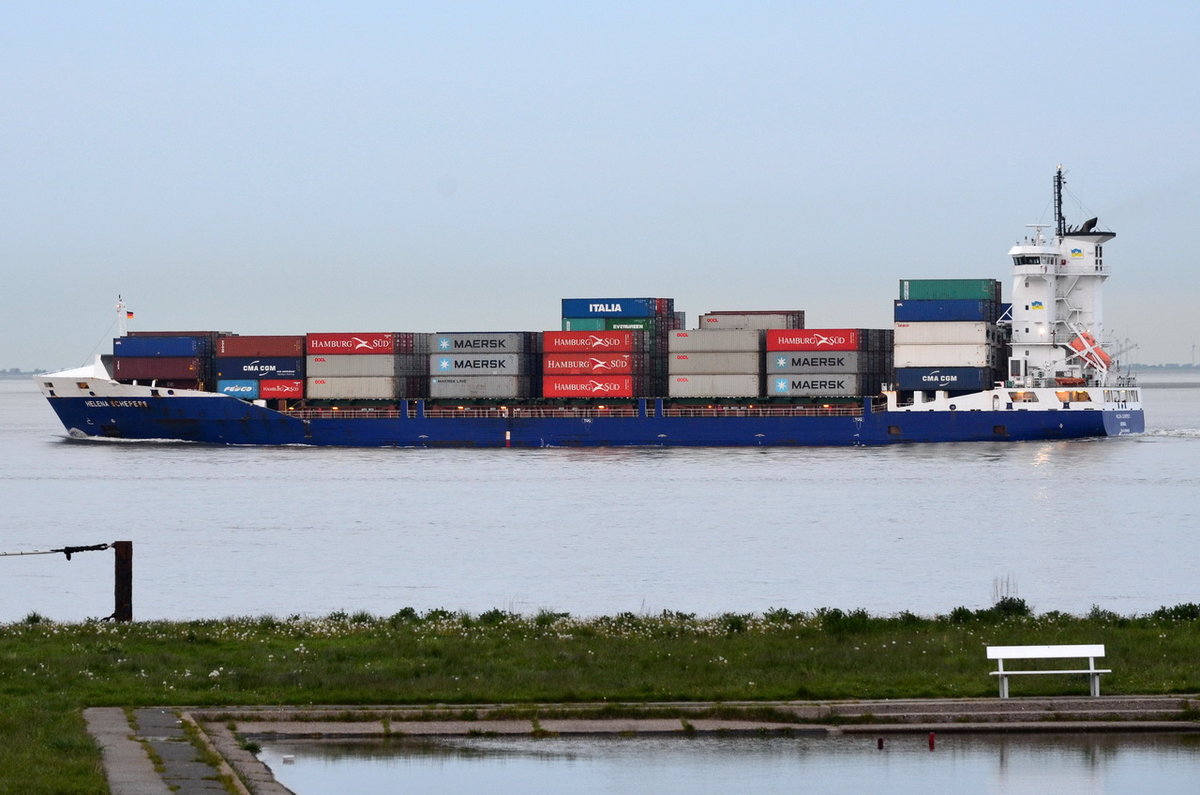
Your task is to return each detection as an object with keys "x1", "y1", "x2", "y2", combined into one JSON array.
[
  {"x1": 288, "y1": 403, "x2": 872, "y2": 420},
  {"x1": 661, "y1": 404, "x2": 865, "y2": 418}
]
